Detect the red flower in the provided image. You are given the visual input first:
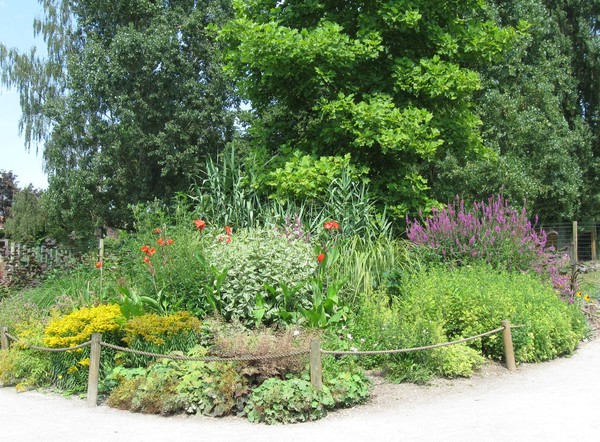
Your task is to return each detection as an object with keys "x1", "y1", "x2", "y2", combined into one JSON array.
[
  {"x1": 95, "y1": 261, "x2": 103, "y2": 269},
  {"x1": 147, "y1": 247, "x2": 156, "y2": 256},
  {"x1": 143, "y1": 256, "x2": 150, "y2": 263},
  {"x1": 156, "y1": 238, "x2": 166, "y2": 246},
  {"x1": 324, "y1": 220, "x2": 339, "y2": 230},
  {"x1": 167, "y1": 239, "x2": 174, "y2": 245},
  {"x1": 154, "y1": 228, "x2": 162, "y2": 234},
  {"x1": 225, "y1": 225, "x2": 232, "y2": 236},
  {"x1": 194, "y1": 219, "x2": 206, "y2": 231},
  {"x1": 141, "y1": 245, "x2": 150, "y2": 254},
  {"x1": 317, "y1": 253, "x2": 325, "y2": 263}
]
